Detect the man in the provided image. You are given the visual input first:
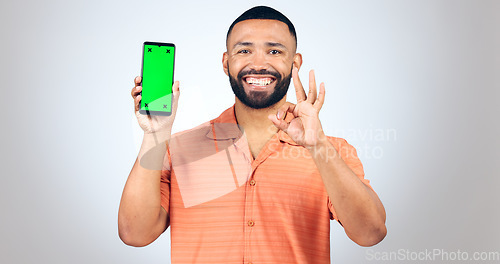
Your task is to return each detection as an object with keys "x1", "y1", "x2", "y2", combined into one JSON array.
[{"x1": 119, "y1": 6, "x2": 386, "y2": 263}]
